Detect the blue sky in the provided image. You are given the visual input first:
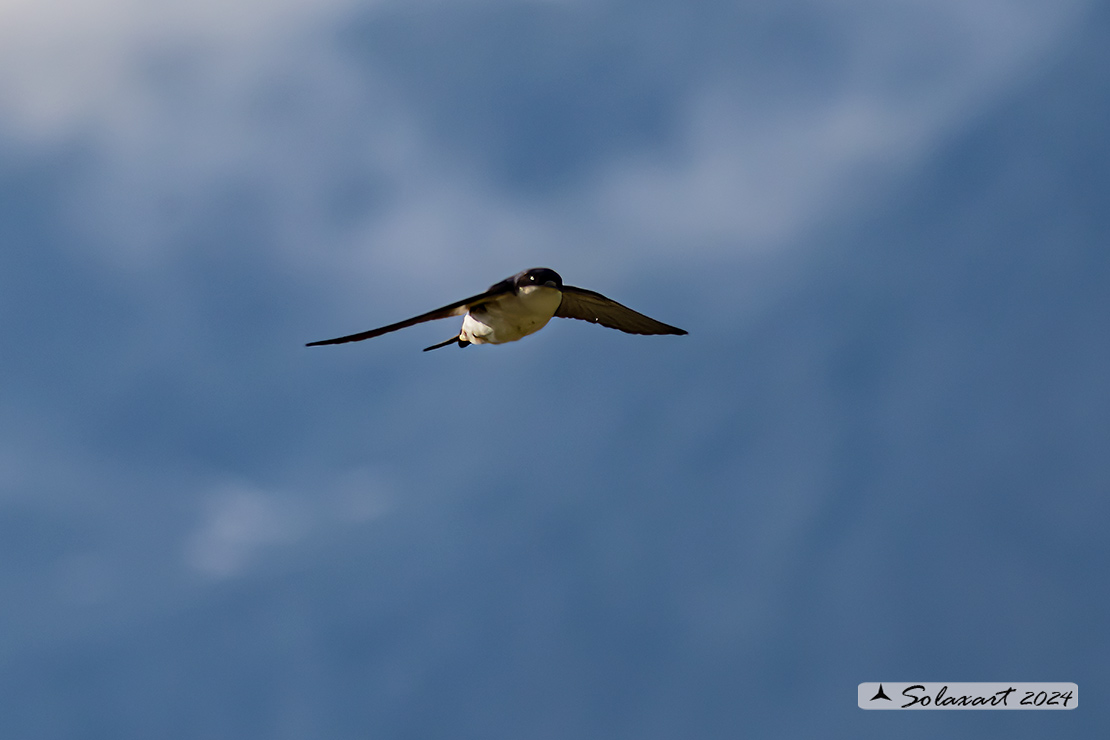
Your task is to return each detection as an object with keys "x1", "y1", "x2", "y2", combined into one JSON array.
[{"x1": 1, "y1": 0, "x2": 1107, "y2": 737}]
